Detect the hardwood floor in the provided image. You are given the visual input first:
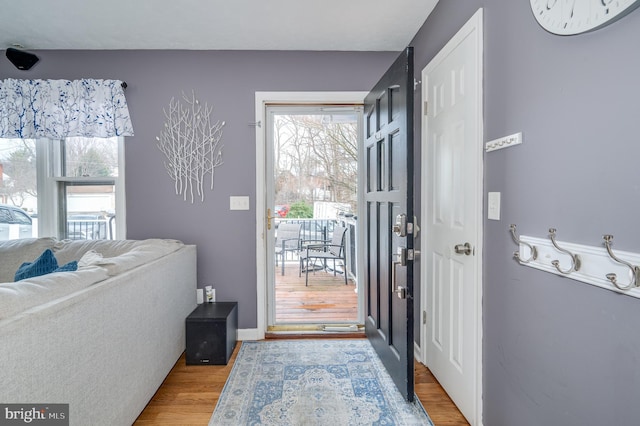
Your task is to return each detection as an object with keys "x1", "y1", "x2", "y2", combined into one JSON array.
[
  {"x1": 135, "y1": 339, "x2": 469, "y2": 425},
  {"x1": 414, "y1": 361, "x2": 470, "y2": 426},
  {"x1": 134, "y1": 348, "x2": 240, "y2": 425}
]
